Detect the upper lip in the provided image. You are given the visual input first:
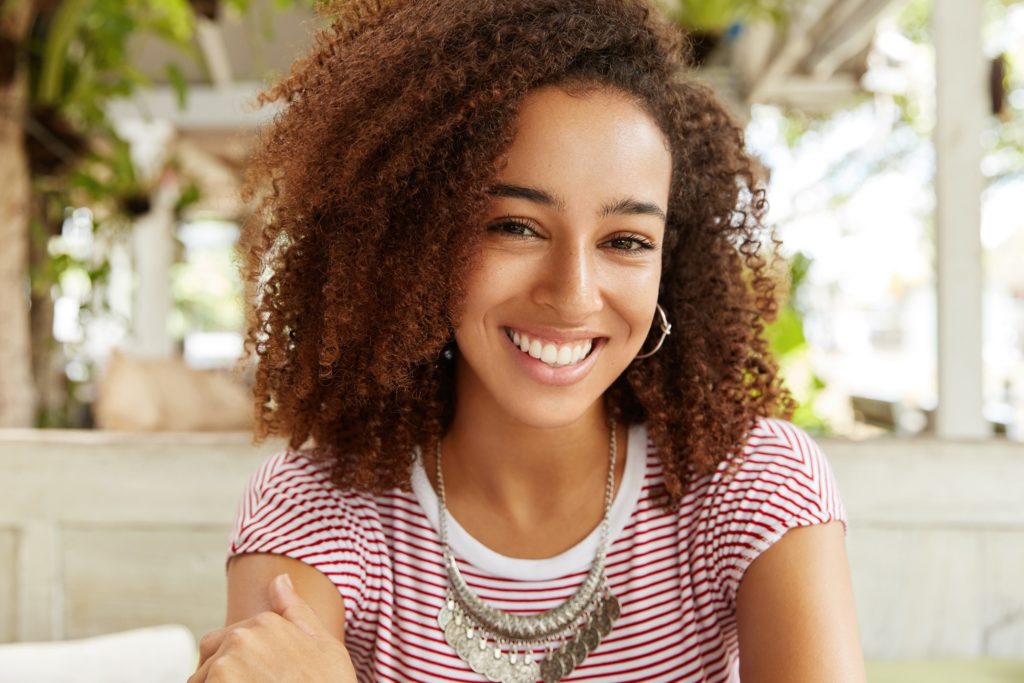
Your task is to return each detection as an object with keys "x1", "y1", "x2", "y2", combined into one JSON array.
[{"x1": 504, "y1": 325, "x2": 605, "y2": 344}]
